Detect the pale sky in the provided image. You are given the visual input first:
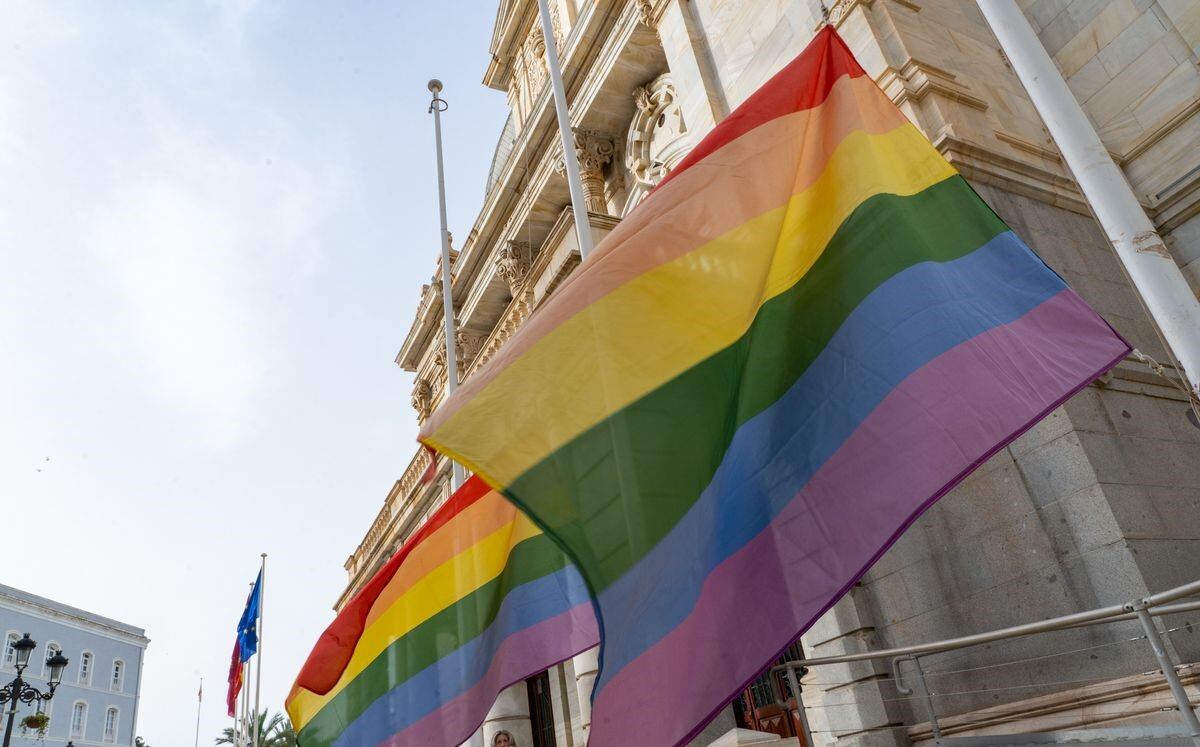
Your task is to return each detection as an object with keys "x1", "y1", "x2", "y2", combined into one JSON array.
[{"x1": 0, "y1": 1, "x2": 507, "y2": 744}]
